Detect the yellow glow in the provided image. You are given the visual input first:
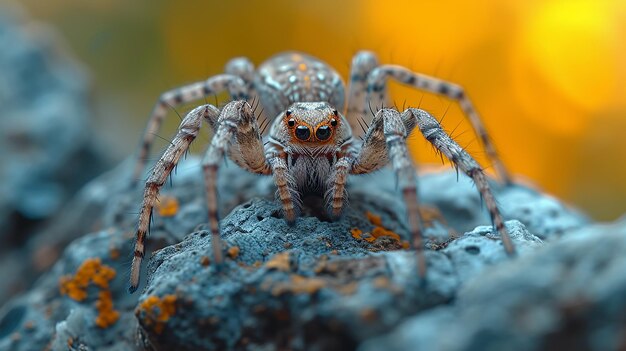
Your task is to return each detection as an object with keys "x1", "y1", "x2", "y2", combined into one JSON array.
[
  {"x1": 18, "y1": 0, "x2": 626, "y2": 220},
  {"x1": 525, "y1": 1, "x2": 618, "y2": 111}
]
